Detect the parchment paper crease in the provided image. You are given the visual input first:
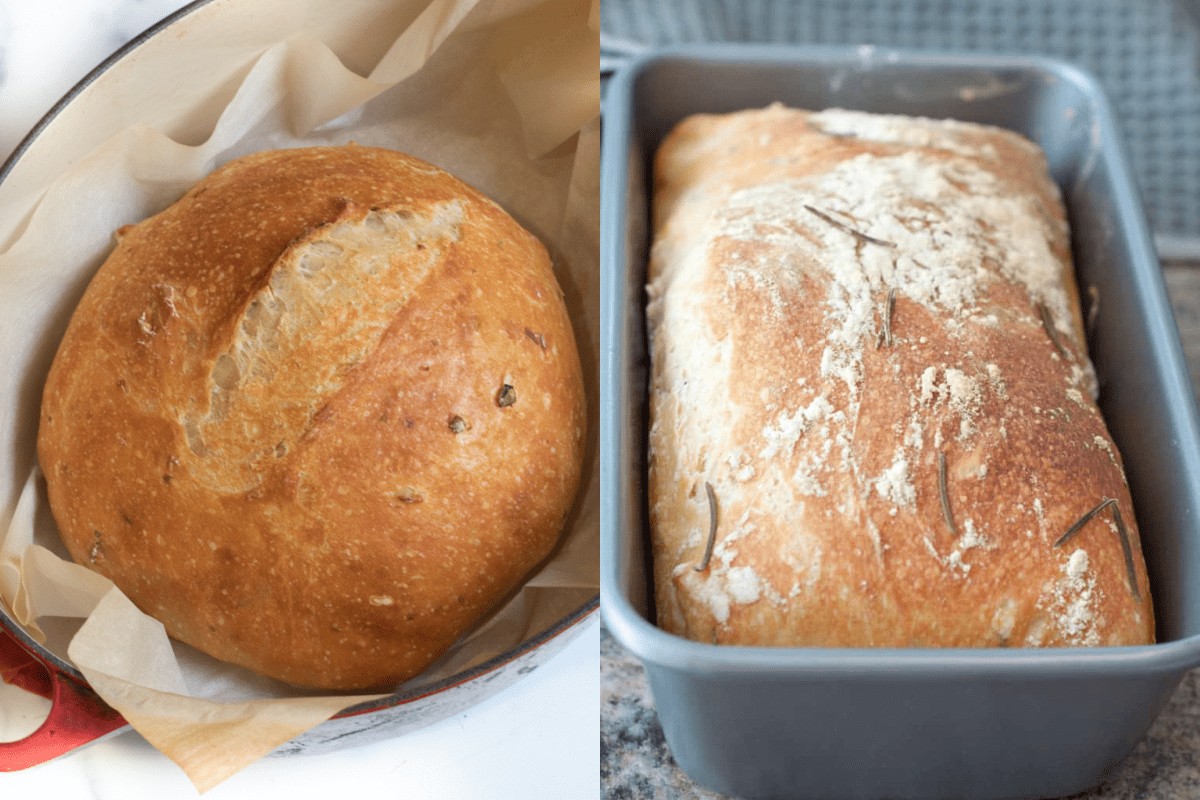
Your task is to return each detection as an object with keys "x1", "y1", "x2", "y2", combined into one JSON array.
[{"x1": 0, "y1": 0, "x2": 599, "y2": 791}]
